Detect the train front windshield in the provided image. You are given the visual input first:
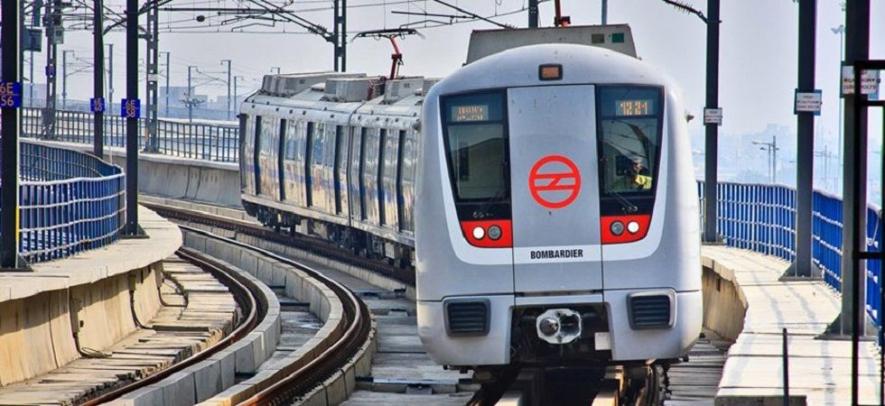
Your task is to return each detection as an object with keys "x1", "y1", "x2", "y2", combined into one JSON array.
[
  {"x1": 441, "y1": 92, "x2": 510, "y2": 220},
  {"x1": 596, "y1": 86, "x2": 664, "y2": 214}
]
